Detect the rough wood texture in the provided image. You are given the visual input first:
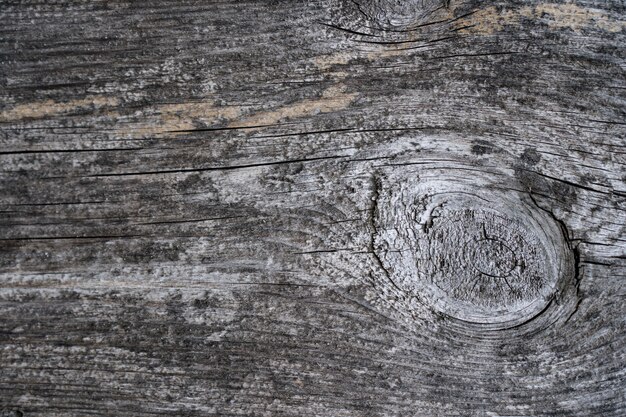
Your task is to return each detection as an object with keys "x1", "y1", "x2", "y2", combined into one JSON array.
[{"x1": 1, "y1": 0, "x2": 625, "y2": 416}]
